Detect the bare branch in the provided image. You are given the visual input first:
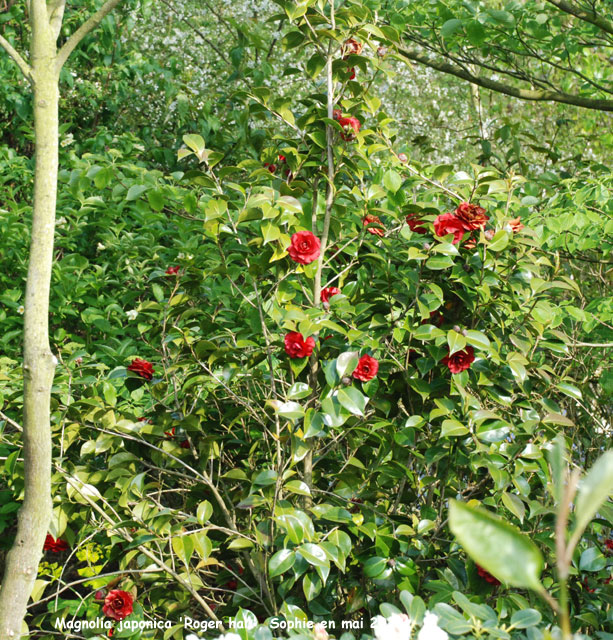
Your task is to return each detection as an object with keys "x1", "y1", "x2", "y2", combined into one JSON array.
[
  {"x1": 56, "y1": 0, "x2": 124, "y2": 71},
  {"x1": 0, "y1": 33, "x2": 32, "y2": 80},
  {"x1": 397, "y1": 45, "x2": 613, "y2": 112}
]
